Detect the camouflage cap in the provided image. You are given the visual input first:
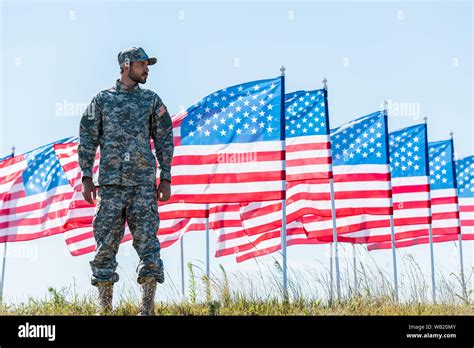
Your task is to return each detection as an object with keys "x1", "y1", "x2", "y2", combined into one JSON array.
[{"x1": 117, "y1": 47, "x2": 157, "y2": 66}]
